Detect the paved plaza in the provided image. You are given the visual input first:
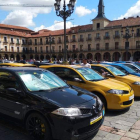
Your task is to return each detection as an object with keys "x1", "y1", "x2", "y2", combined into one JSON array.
[{"x1": 0, "y1": 99, "x2": 140, "y2": 140}]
